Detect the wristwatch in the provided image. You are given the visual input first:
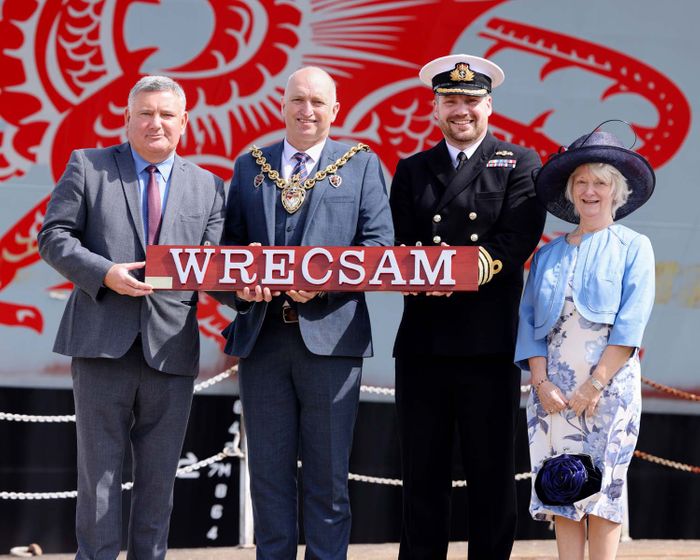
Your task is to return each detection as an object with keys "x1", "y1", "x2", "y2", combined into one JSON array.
[{"x1": 590, "y1": 377, "x2": 605, "y2": 392}]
